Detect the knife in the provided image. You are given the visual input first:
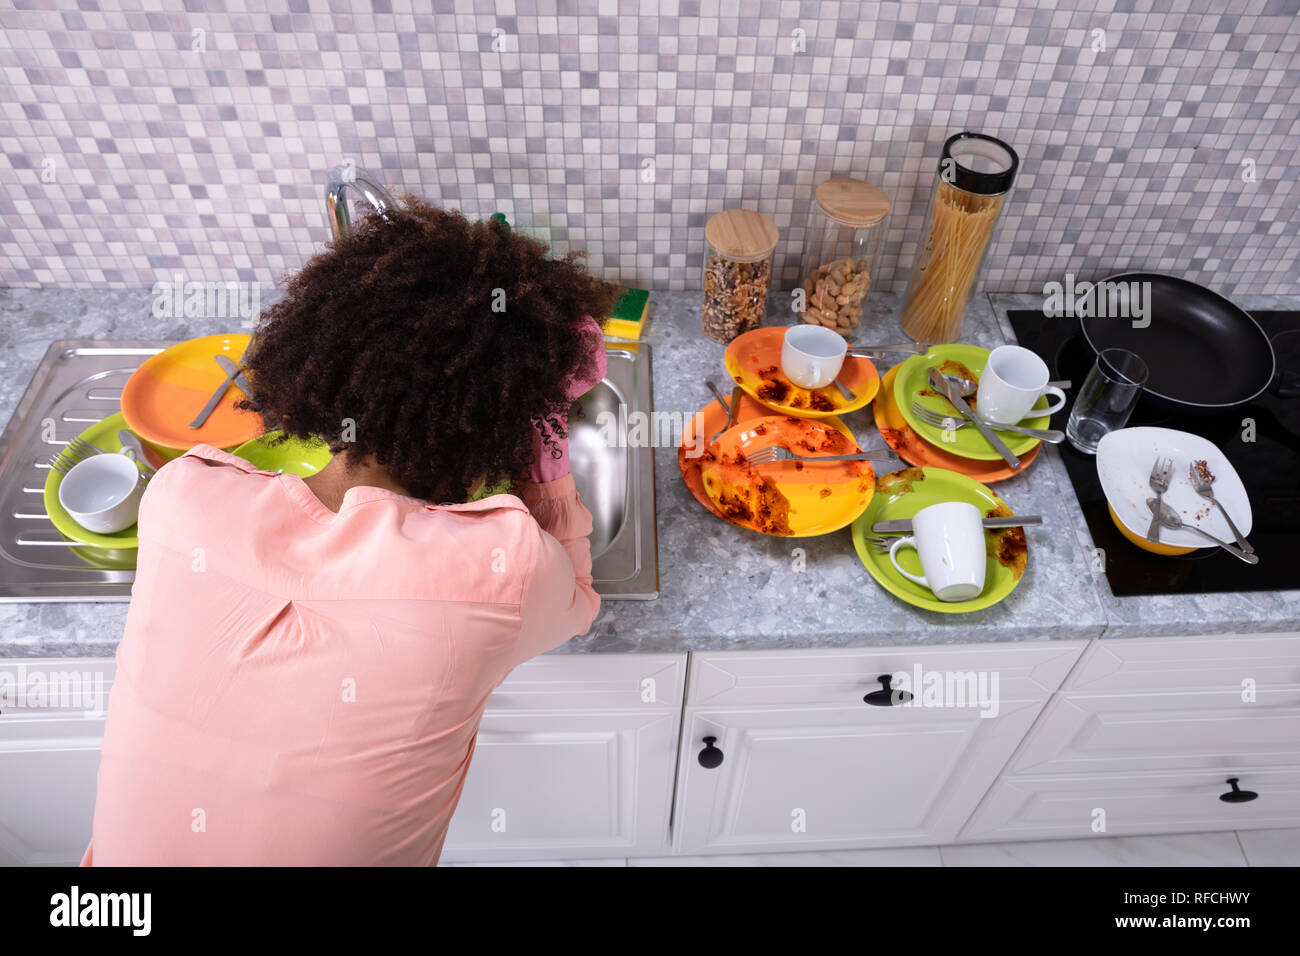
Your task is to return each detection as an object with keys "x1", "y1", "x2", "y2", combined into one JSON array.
[
  {"x1": 846, "y1": 342, "x2": 924, "y2": 358},
  {"x1": 873, "y1": 515, "x2": 1044, "y2": 534},
  {"x1": 710, "y1": 385, "x2": 745, "y2": 445},
  {"x1": 188, "y1": 360, "x2": 243, "y2": 429},
  {"x1": 213, "y1": 355, "x2": 253, "y2": 397},
  {"x1": 927, "y1": 366, "x2": 1020, "y2": 468}
]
